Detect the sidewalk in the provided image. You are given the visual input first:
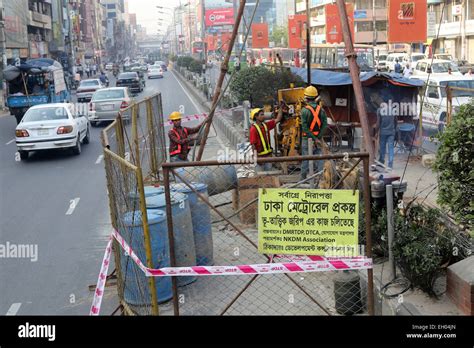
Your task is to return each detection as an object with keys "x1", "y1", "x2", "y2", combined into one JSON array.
[{"x1": 0, "y1": 109, "x2": 10, "y2": 118}]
